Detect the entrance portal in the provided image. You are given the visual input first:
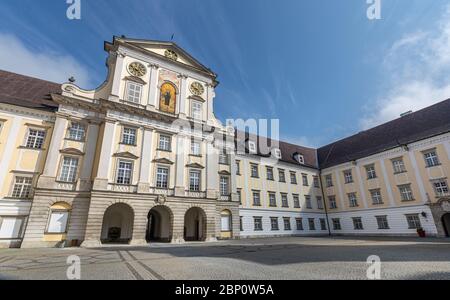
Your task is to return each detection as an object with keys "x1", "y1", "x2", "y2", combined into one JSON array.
[
  {"x1": 146, "y1": 206, "x2": 173, "y2": 242},
  {"x1": 101, "y1": 203, "x2": 134, "y2": 244},
  {"x1": 442, "y1": 213, "x2": 450, "y2": 237},
  {"x1": 184, "y1": 207, "x2": 207, "y2": 241}
]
